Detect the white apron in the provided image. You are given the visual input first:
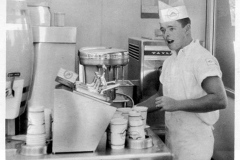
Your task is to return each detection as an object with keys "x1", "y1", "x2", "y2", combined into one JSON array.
[{"x1": 160, "y1": 40, "x2": 222, "y2": 160}]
